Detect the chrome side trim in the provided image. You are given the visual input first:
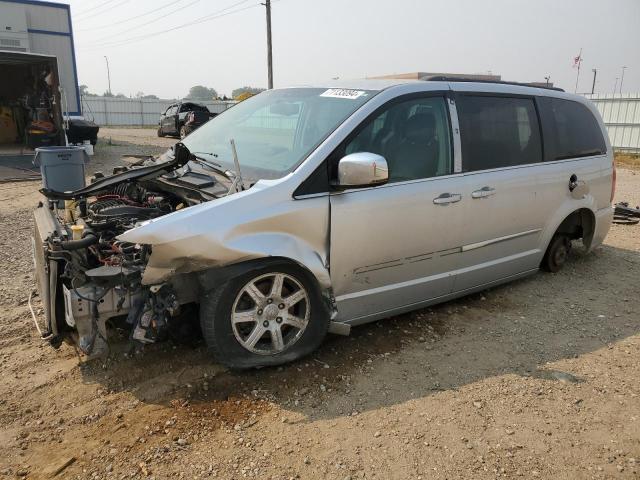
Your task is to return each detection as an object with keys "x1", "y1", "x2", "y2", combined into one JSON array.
[
  {"x1": 336, "y1": 270, "x2": 452, "y2": 303},
  {"x1": 460, "y1": 154, "x2": 607, "y2": 177},
  {"x1": 447, "y1": 96, "x2": 462, "y2": 173},
  {"x1": 353, "y1": 259, "x2": 404, "y2": 275},
  {"x1": 353, "y1": 245, "x2": 464, "y2": 275},
  {"x1": 461, "y1": 229, "x2": 541, "y2": 252}
]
